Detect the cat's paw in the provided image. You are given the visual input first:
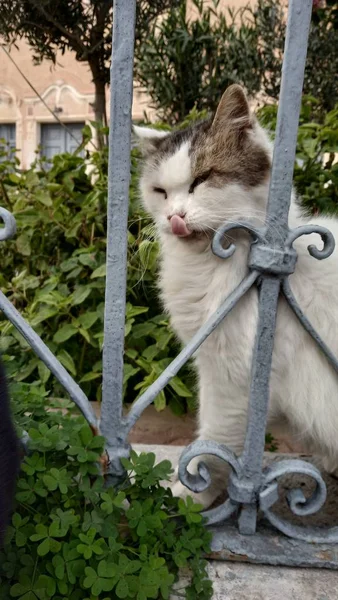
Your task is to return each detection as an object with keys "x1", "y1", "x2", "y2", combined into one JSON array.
[
  {"x1": 321, "y1": 455, "x2": 338, "y2": 479},
  {"x1": 171, "y1": 479, "x2": 218, "y2": 510}
]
